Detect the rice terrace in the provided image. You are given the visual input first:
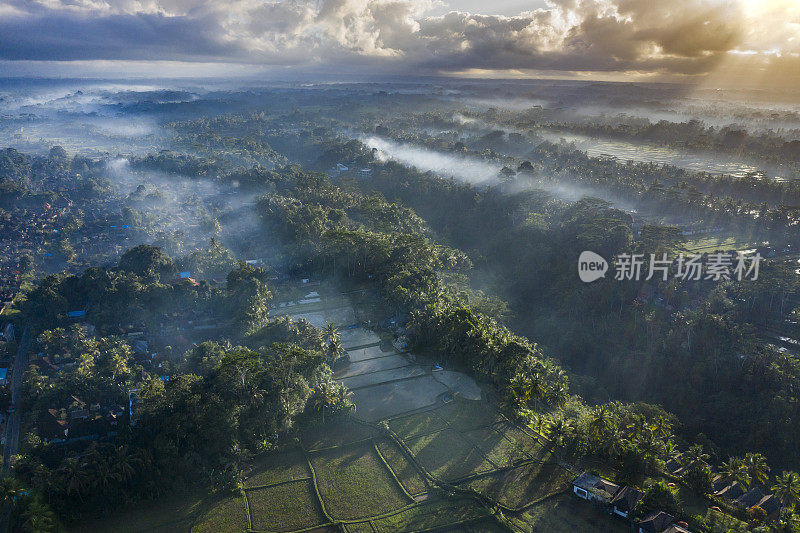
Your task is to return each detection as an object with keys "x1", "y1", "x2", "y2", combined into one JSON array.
[
  {"x1": 81, "y1": 294, "x2": 587, "y2": 532},
  {"x1": 198, "y1": 297, "x2": 580, "y2": 533}
]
